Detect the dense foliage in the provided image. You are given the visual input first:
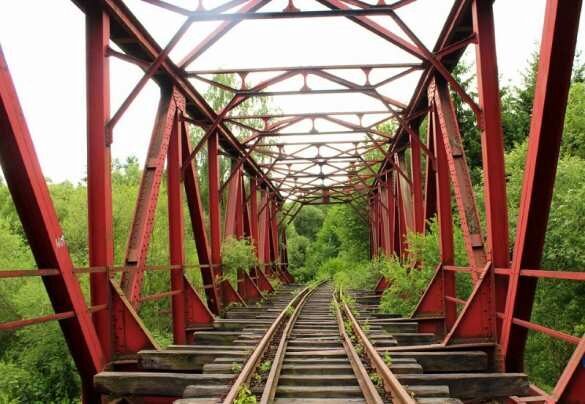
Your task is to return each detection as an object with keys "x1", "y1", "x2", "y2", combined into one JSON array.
[
  {"x1": 287, "y1": 203, "x2": 369, "y2": 283},
  {"x1": 0, "y1": 157, "x2": 191, "y2": 402},
  {"x1": 221, "y1": 236, "x2": 258, "y2": 287}
]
